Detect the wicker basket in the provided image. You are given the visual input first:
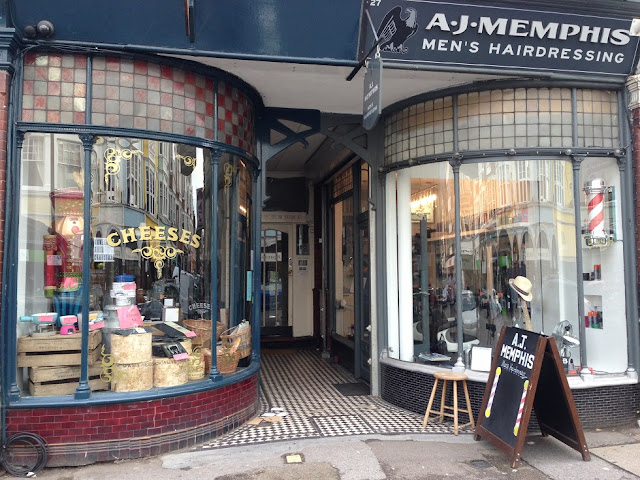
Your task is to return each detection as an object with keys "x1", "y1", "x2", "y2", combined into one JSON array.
[
  {"x1": 220, "y1": 321, "x2": 251, "y2": 359},
  {"x1": 184, "y1": 319, "x2": 224, "y2": 346},
  {"x1": 203, "y1": 336, "x2": 241, "y2": 375}
]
